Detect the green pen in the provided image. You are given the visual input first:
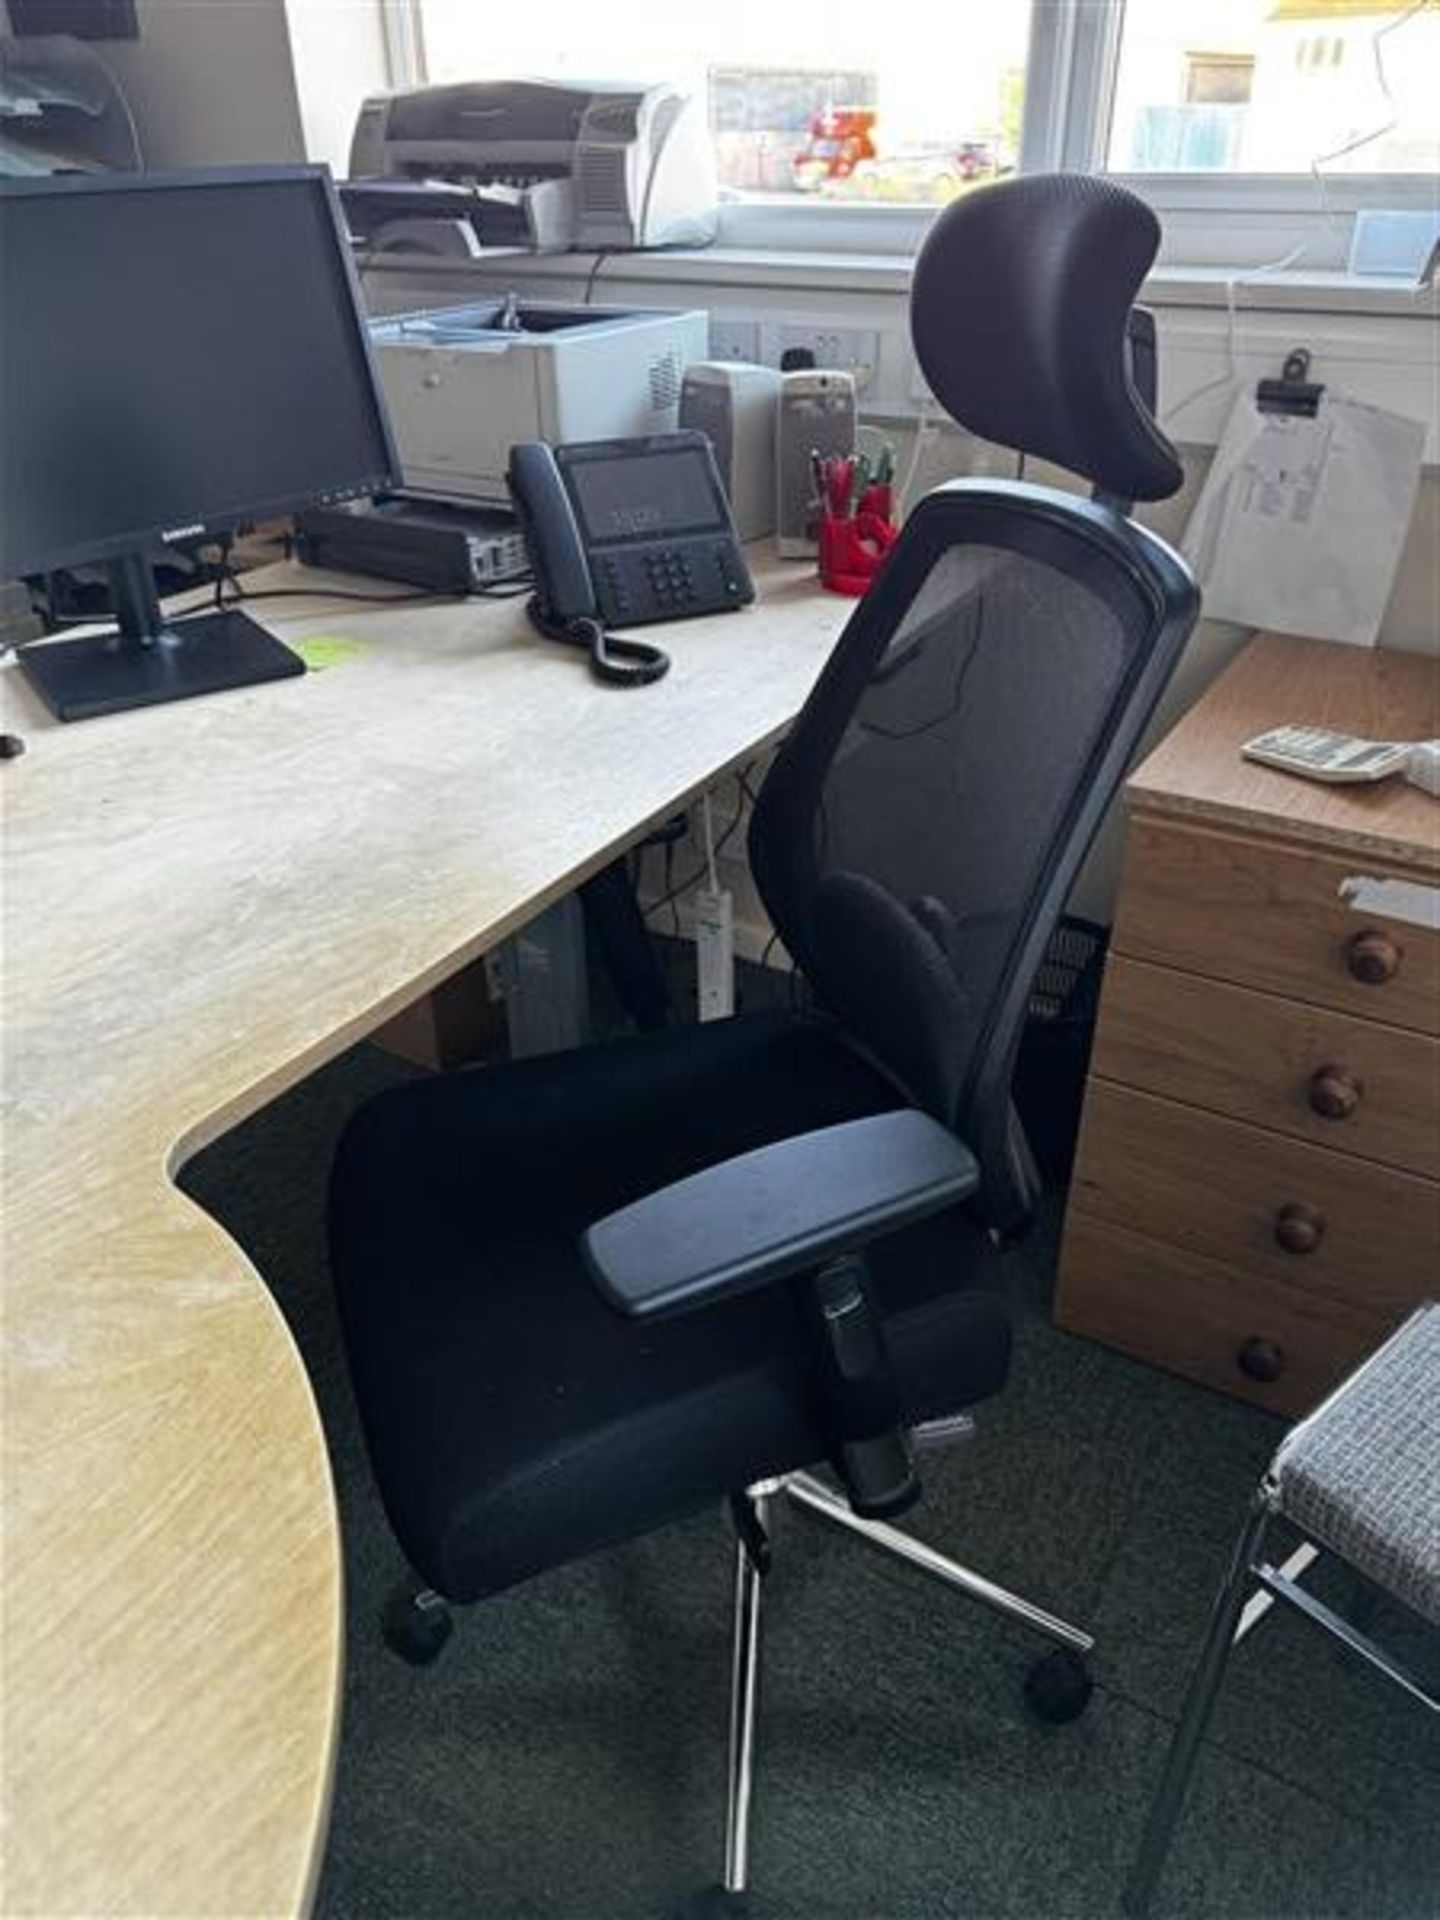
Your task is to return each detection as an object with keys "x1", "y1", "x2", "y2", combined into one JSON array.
[{"x1": 850, "y1": 452, "x2": 872, "y2": 513}]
